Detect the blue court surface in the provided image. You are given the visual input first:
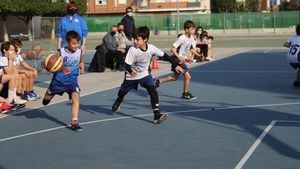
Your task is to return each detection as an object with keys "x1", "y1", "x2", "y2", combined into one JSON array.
[{"x1": 1, "y1": 49, "x2": 300, "y2": 169}]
